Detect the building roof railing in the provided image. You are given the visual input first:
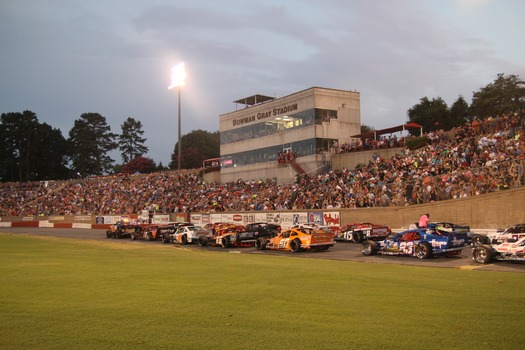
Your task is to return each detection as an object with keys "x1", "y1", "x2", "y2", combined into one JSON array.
[{"x1": 233, "y1": 94, "x2": 275, "y2": 109}]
